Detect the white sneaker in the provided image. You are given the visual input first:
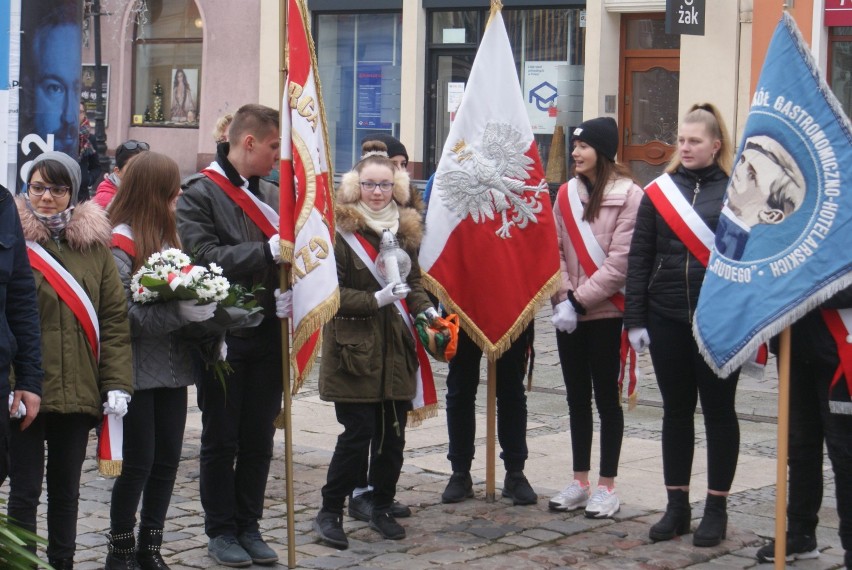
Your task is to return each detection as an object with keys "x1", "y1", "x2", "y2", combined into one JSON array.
[
  {"x1": 548, "y1": 480, "x2": 590, "y2": 511},
  {"x1": 584, "y1": 486, "x2": 620, "y2": 518}
]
